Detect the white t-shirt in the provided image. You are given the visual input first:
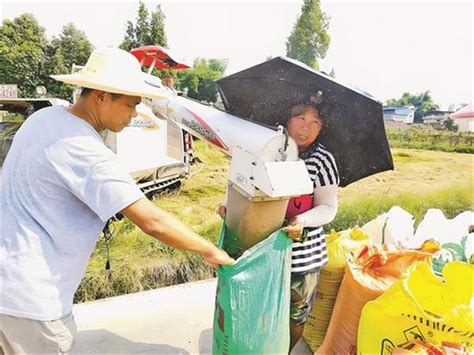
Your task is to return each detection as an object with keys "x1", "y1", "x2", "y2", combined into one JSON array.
[{"x1": 1, "y1": 106, "x2": 144, "y2": 321}]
